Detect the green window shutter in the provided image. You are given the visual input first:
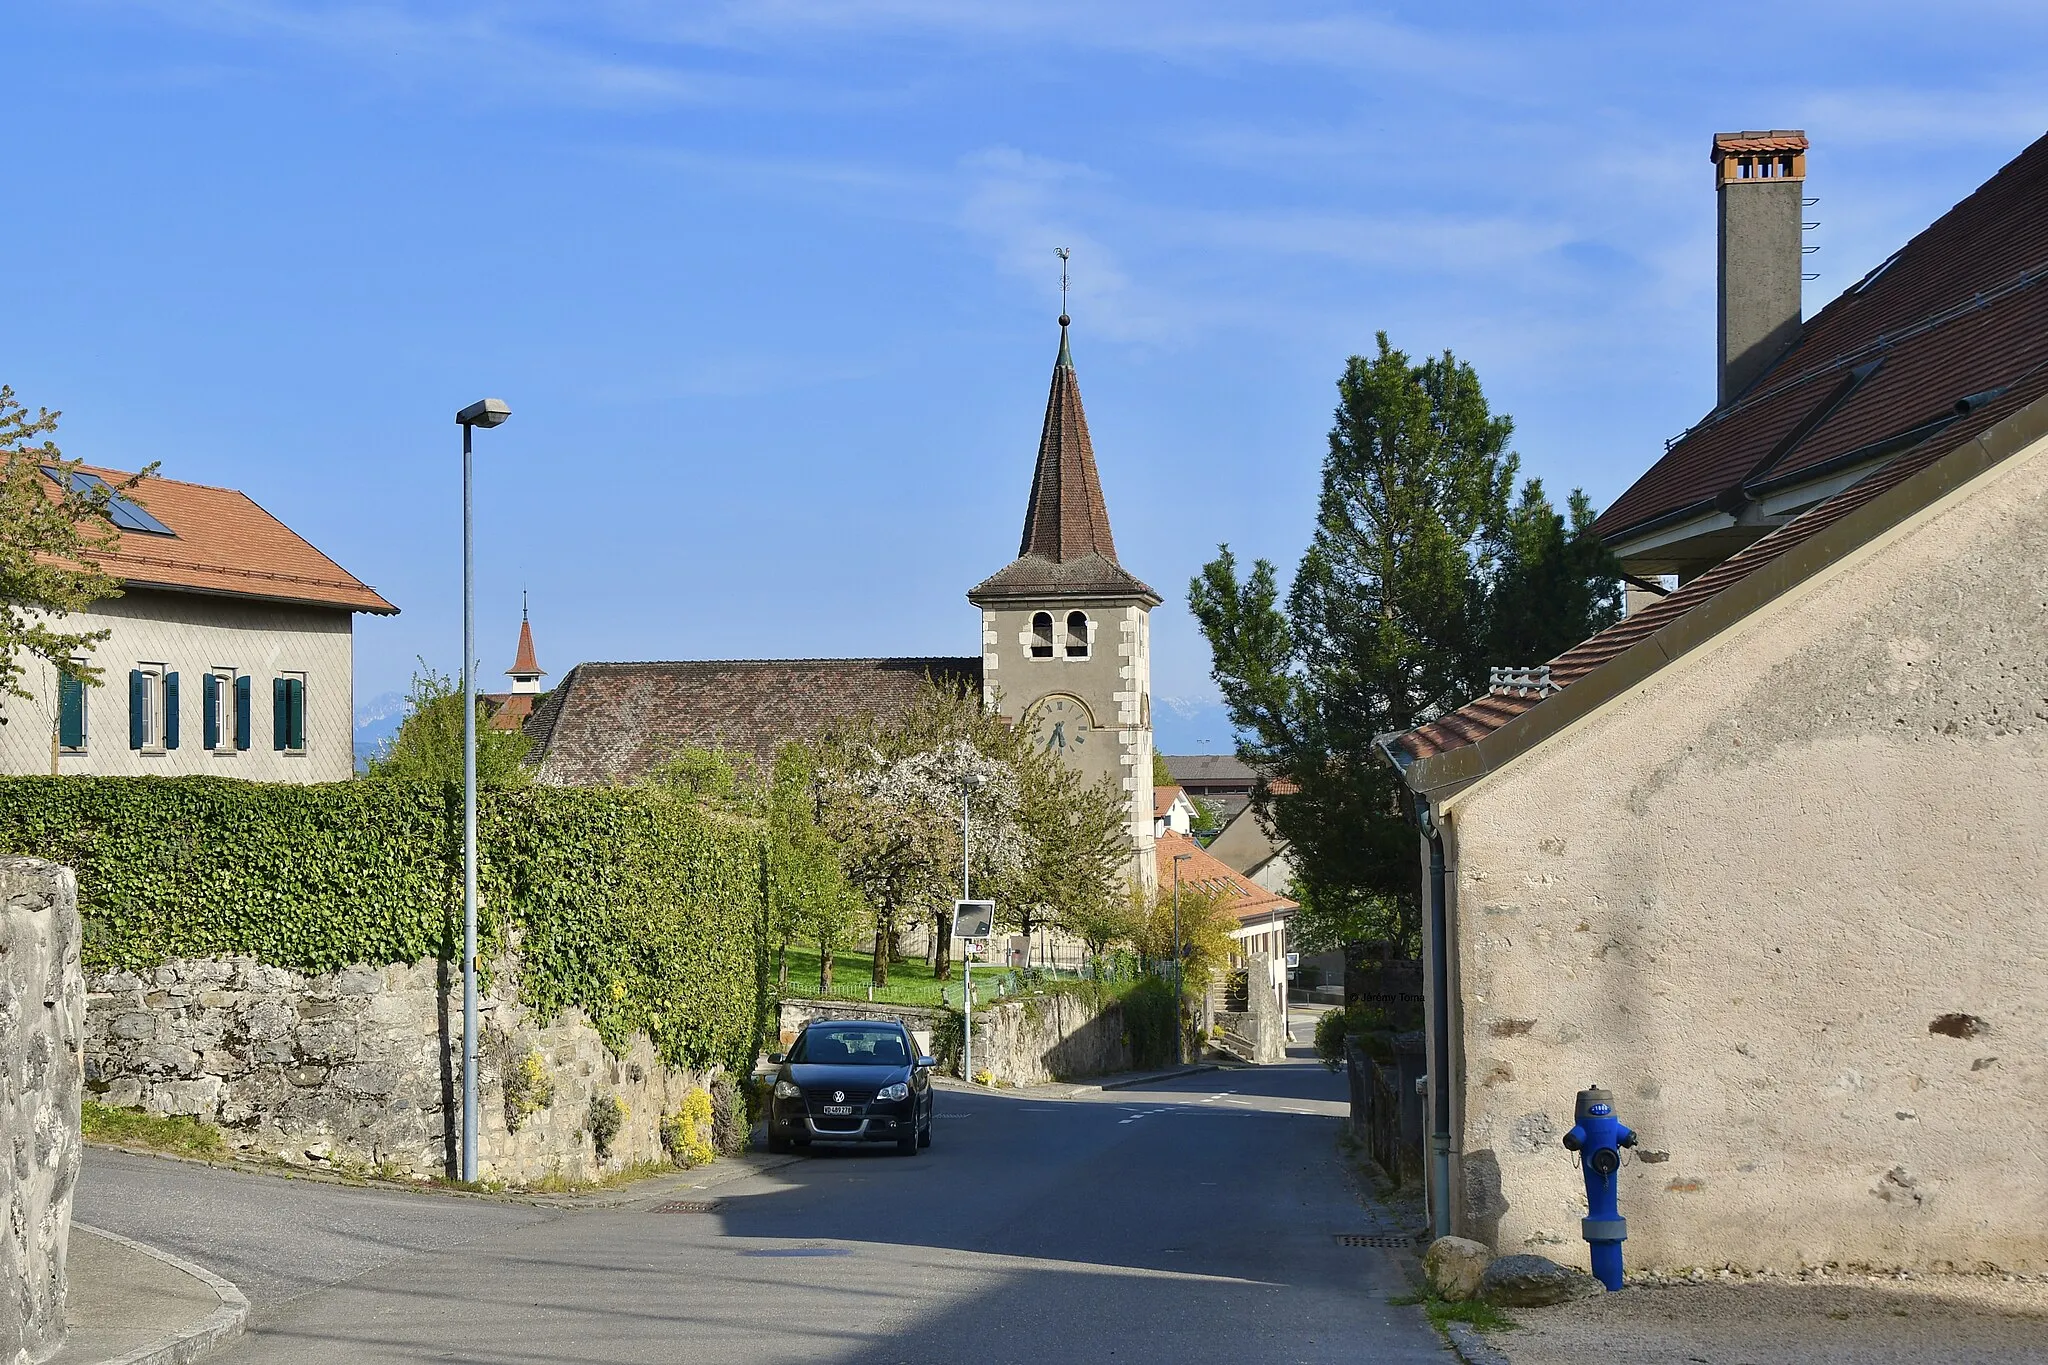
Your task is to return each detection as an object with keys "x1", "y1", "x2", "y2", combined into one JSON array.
[
  {"x1": 58, "y1": 673, "x2": 84, "y2": 750},
  {"x1": 288, "y1": 678, "x2": 307, "y2": 751},
  {"x1": 272, "y1": 678, "x2": 289, "y2": 751},
  {"x1": 128, "y1": 670, "x2": 146, "y2": 750},
  {"x1": 202, "y1": 674, "x2": 219, "y2": 752},
  {"x1": 233, "y1": 676, "x2": 251, "y2": 751},
  {"x1": 163, "y1": 672, "x2": 180, "y2": 750}
]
